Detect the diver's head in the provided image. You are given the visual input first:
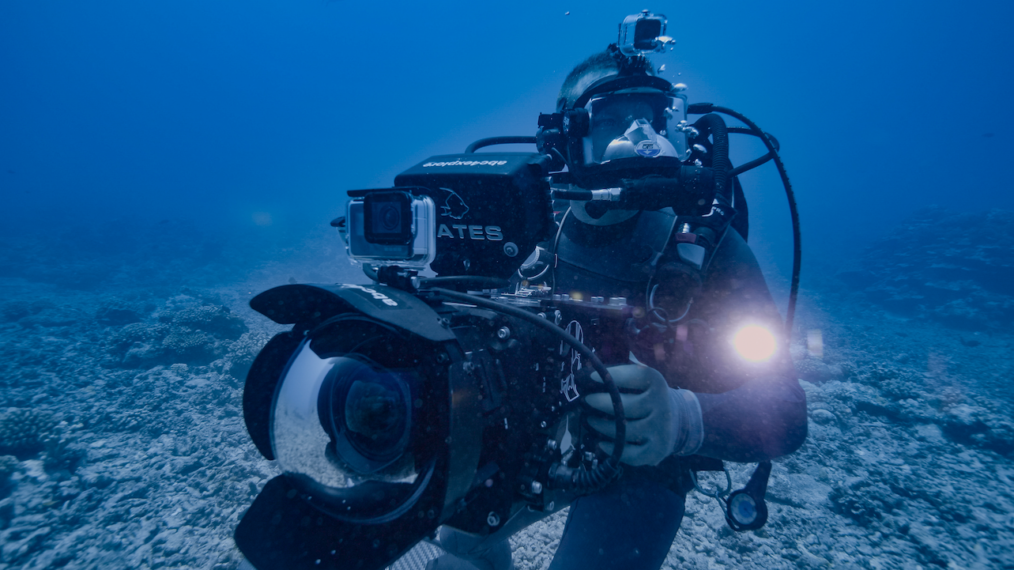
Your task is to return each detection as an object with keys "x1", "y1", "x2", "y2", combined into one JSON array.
[
  {"x1": 555, "y1": 47, "x2": 688, "y2": 226},
  {"x1": 556, "y1": 46, "x2": 686, "y2": 173},
  {"x1": 557, "y1": 50, "x2": 634, "y2": 114}
]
